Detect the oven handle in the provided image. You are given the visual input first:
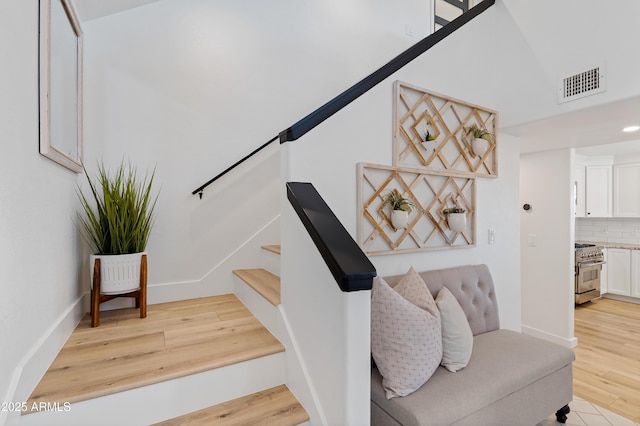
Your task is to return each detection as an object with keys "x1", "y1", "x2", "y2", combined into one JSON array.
[{"x1": 578, "y1": 261, "x2": 606, "y2": 268}]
